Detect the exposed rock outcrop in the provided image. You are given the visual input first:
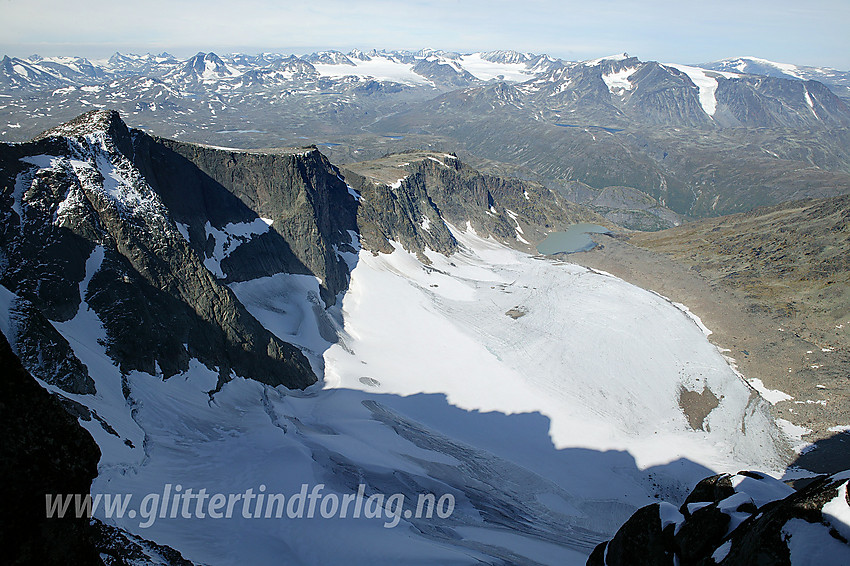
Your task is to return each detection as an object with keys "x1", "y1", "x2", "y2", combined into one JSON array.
[
  {"x1": 342, "y1": 150, "x2": 605, "y2": 258},
  {"x1": 0, "y1": 330, "x2": 196, "y2": 565},
  {"x1": 588, "y1": 470, "x2": 850, "y2": 565},
  {"x1": 0, "y1": 109, "x2": 337, "y2": 389},
  {"x1": 0, "y1": 330, "x2": 101, "y2": 564}
]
